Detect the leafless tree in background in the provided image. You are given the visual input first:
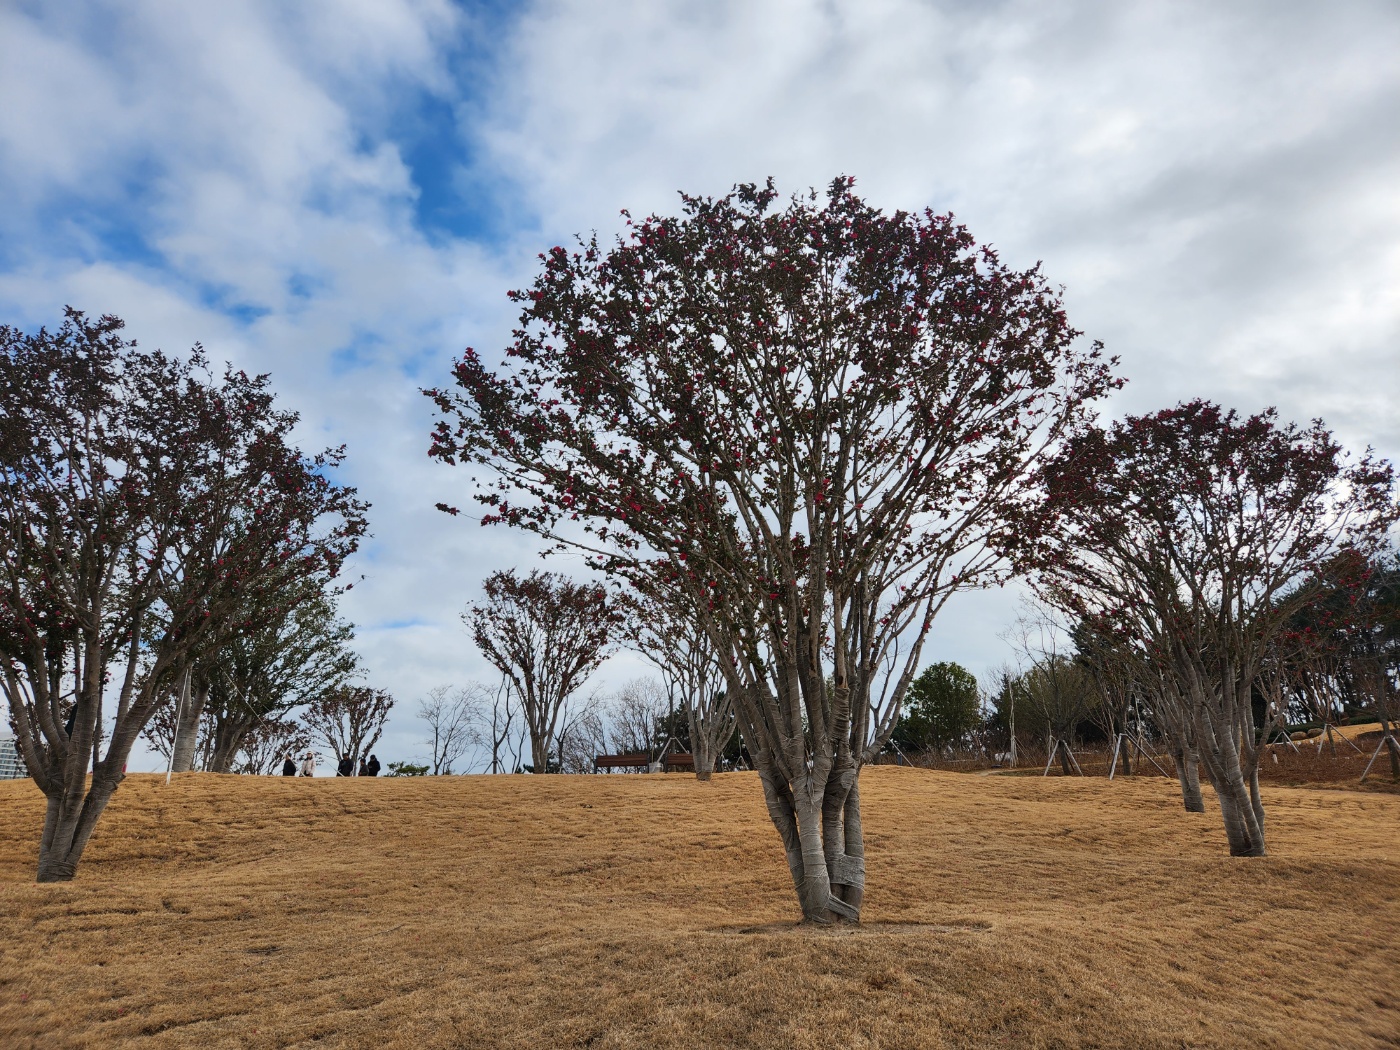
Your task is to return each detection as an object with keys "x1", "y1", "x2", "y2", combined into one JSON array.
[
  {"x1": 557, "y1": 698, "x2": 608, "y2": 773},
  {"x1": 418, "y1": 684, "x2": 484, "y2": 774},
  {"x1": 475, "y1": 678, "x2": 524, "y2": 774},
  {"x1": 607, "y1": 677, "x2": 669, "y2": 757}
]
